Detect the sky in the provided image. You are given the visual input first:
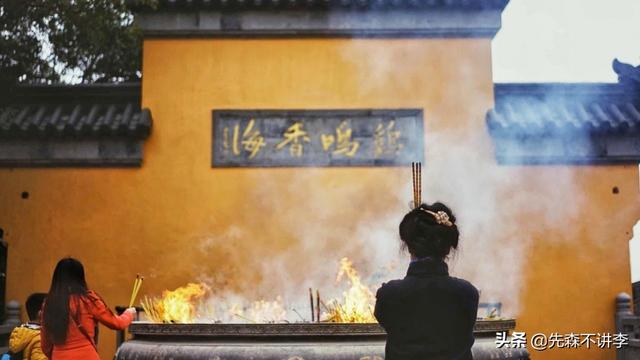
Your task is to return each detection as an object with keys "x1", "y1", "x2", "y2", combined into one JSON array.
[{"x1": 492, "y1": 0, "x2": 640, "y2": 83}]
